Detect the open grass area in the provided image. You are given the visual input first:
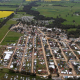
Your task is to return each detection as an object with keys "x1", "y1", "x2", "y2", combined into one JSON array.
[
  {"x1": 31, "y1": 1, "x2": 80, "y2": 25},
  {"x1": 1, "y1": 31, "x2": 23, "y2": 45},
  {"x1": 68, "y1": 28, "x2": 77, "y2": 32},
  {"x1": 0, "y1": 19, "x2": 17, "y2": 42},
  {"x1": 0, "y1": 18, "x2": 4, "y2": 24},
  {"x1": 0, "y1": 11, "x2": 14, "y2": 18},
  {"x1": 0, "y1": 68, "x2": 51, "y2": 80}
]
